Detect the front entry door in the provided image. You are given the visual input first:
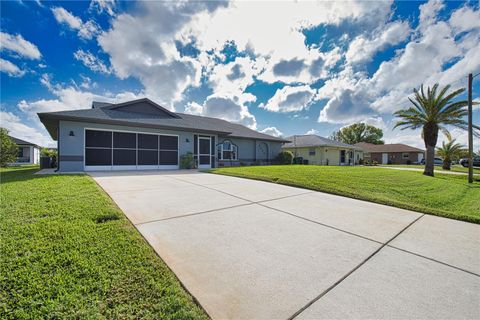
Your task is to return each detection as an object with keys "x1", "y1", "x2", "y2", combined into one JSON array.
[
  {"x1": 198, "y1": 137, "x2": 211, "y2": 169},
  {"x1": 382, "y1": 153, "x2": 388, "y2": 164}
]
